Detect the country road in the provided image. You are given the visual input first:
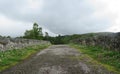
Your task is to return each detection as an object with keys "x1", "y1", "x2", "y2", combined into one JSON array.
[{"x1": 0, "y1": 45, "x2": 115, "y2": 74}]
